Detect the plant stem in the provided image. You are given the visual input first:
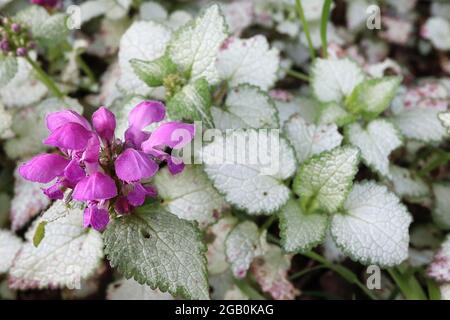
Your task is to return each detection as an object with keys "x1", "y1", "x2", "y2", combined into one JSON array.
[
  {"x1": 303, "y1": 251, "x2": 378, "y2": 300},
  {"x1": 418, "y1": 151, "x2": 450, "y2": 177},
  {"x1": 25, "y1": 55, "x2": 64, "y2": 99},
  {"x1": 295, "y1": 0, "x2": 316, "y2": 60},
  {"x1": 260, "y1": 215, "x2": 277, "y2": 231},
  {"x1": 387, "y1": 267, "x2": 427, "y2": 300},
  {"x1": 289, "y1": 265, "x2": 327, "y2": 280},
  {"x1": 76, "y1": 55, "x2": 96, "y2": 85},
  {"x1": 426, "y1": 278, "x2": 441, "y2": 300},
  {"x1": 320, "y1": 0, "x2": 333, "y2": 58},
  {"x1": 285, "y1": 69, "x2": 311, "y2": 82},
  {"x1": 234, "y1": 279, "x2": 266, "y2": 300}
]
